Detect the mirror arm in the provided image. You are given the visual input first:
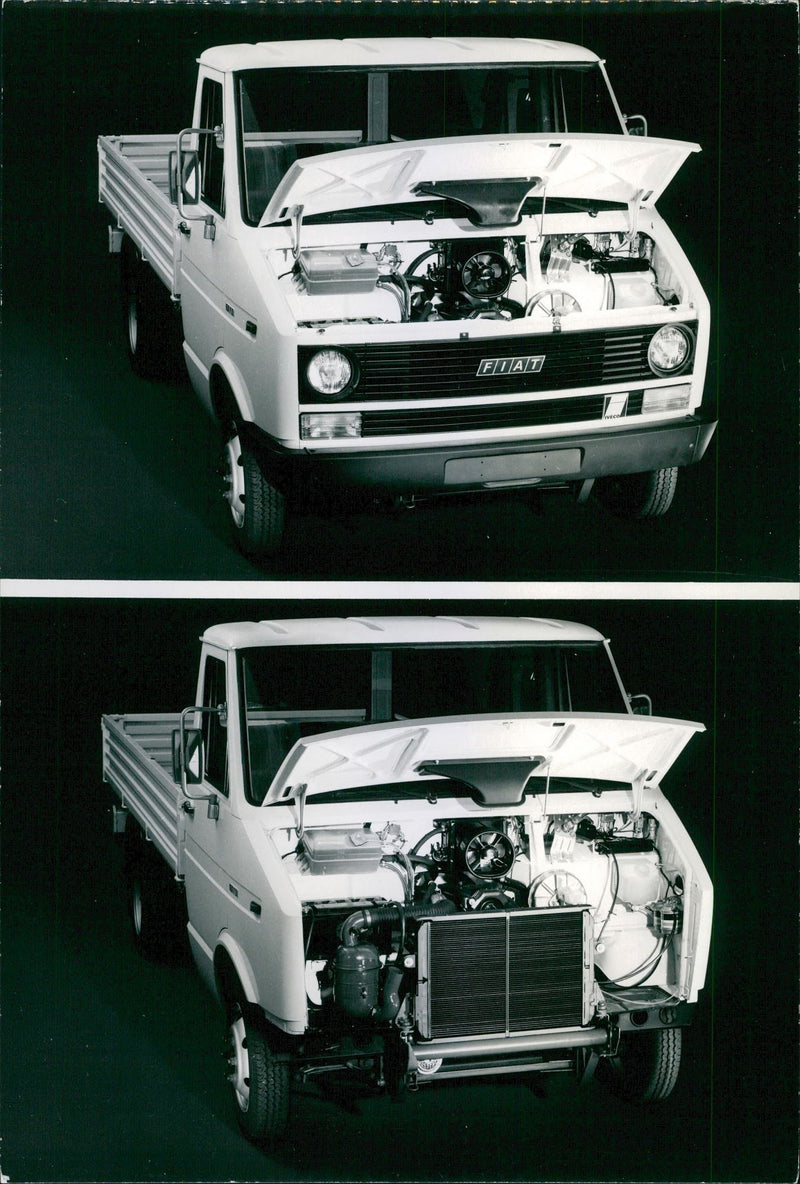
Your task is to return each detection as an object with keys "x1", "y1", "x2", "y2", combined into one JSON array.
[
  {"x1": 625, "y1": 113, "x2": 649, "y2": 137},
  {"x1": 628, "y1": 692, "x2": 653, "y2": 716}
]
